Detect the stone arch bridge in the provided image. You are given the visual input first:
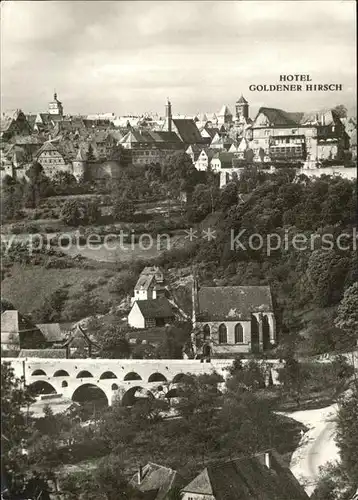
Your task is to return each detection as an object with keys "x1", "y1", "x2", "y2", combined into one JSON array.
[{"x1": 7, "y1": 358, "x2": 283, "y2": 406}]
